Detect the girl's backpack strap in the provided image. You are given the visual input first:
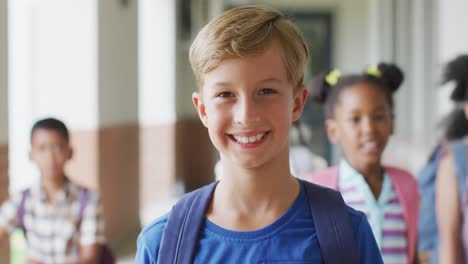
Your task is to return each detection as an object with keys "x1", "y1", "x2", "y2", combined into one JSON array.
[
  {"x1": 17, "y1": 189, "x2": 31, "y2": 232},
  {"x1": 301, "y1": 180, "x2": 360, "y2": 264},
  {"x1": 386, "y1": 167, "x2": 419, "y2": 264},
  {"x1": 157, "y1": 181, "x2": 218, "y2": 264},
  {"x1": 305, "y1": 166, "x2": 340, "y2": 190}
]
